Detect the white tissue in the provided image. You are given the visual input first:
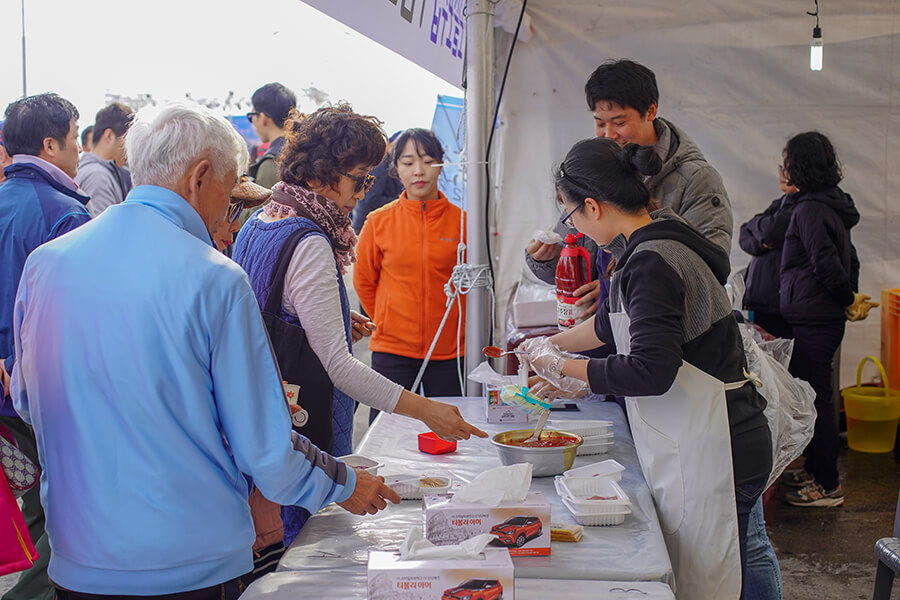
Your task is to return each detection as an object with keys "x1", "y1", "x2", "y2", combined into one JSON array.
[
  {"x1": 532, "y1": 229, "x2": 563, "y2": 245},
  {"x1": 451, "y1": 463, "x2": 533, "y2": 505},
  {"x1": 398, "y1": 526, "x2": 494, "y2": 560}
]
